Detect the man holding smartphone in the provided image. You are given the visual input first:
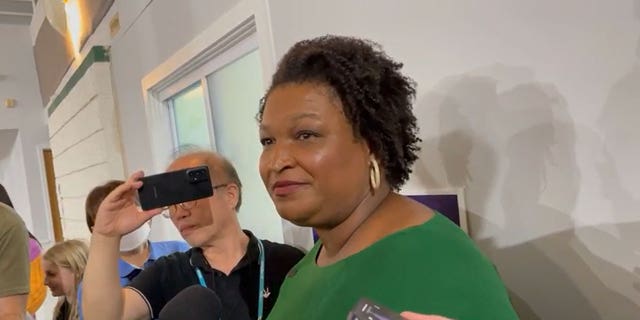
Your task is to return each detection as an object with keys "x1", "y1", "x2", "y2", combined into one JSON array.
[
  {"x1": 82, "y1": 151, "x2": 304, "y2": 320},
  {"x1": 76, "y1": 180, "x2": 191, "y2": 320}
]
